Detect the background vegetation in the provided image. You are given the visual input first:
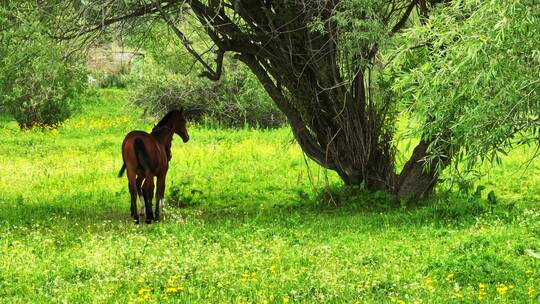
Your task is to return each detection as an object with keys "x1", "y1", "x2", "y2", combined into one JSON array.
[
  {"x1": 0, "y1": 3, "x2": 87, "y2": 129},
  {"x1": 105, "y1": 22, "x2": 286, "y2": 128},
  {"x1": 129, "y1": 55, "x2": 285, "y2": 128},
  {"x1": 1, "y1": 0, "x2": 539, "y2": 302}
]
